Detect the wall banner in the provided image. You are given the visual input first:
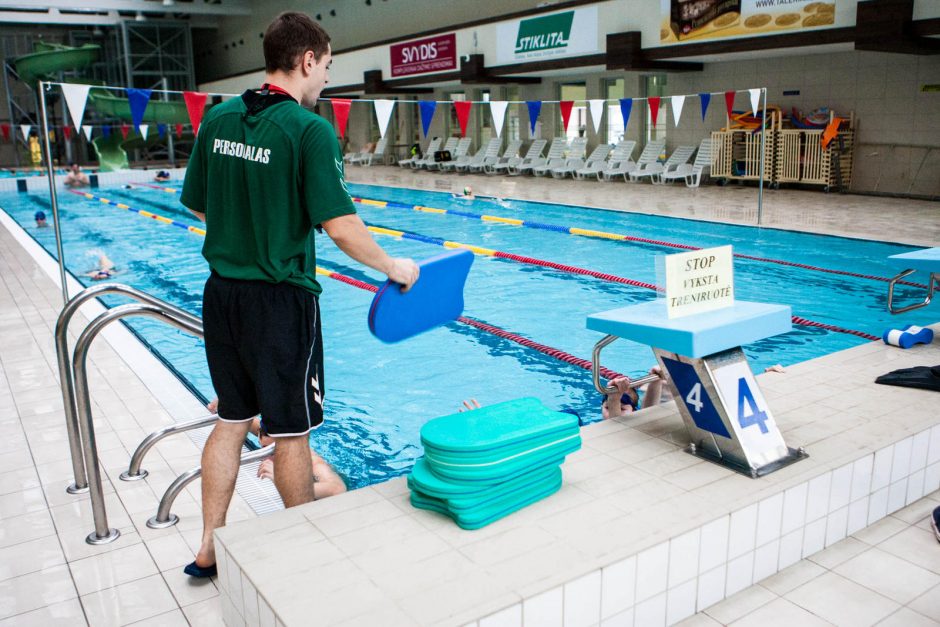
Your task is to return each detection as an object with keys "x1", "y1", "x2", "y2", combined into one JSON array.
[
  {"x1": 495, "y1": 6, "x2": 599, "y2": 65},
  {"x1": 660, "y1": 0, "x2": 836, "y2": 44},
  {"x1": 390, "y1": 33, "x2": 457, "y2": 78}
]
